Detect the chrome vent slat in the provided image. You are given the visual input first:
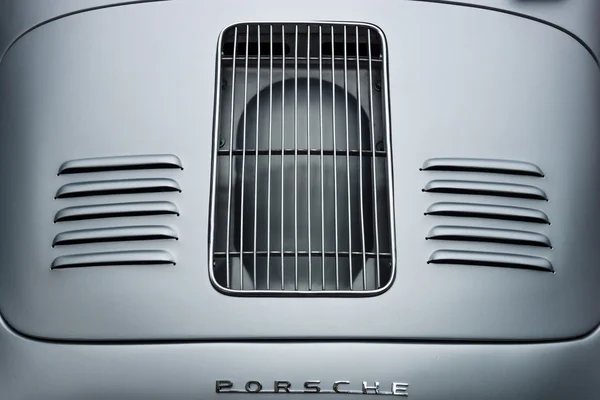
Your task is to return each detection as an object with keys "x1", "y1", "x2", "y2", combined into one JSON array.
[
  {"x1": 53, "y1": 155, "x2": 183, "y2": 269},
  {"x1": 52, "y1": 250, "x2": 175, "y2": 270},
  {"x1": 426, "y1": 225, "x2": 552, "y2": 248},
  {"x1": 55, "y1": 178, "x2": 181, "y2": 198},
  {"x1": 428, "y1": 250, "x2": 553, "y2": 273},
  {"x1": 54, "y1": 201, "x2": 179, "y2": 222},
  {"x1": 58, "y1": 154, "x2": 183, "y2": 175},
  {"x1": 420, "y1": 158, "x2": 544, "y2": 177},
  {"x1": 425, "y1": 202, "x2": 550, "y2": 224},
  {"x1": 423, "y1": 180, "x2": 548, "y2": 200},
  {"x1": 210, "y1": 23, "x2": 394, "y2": 294},
  {"x1": 52, "y1": 225, "x2": 178, "y2": 246},
  {"x1": 421, "y1": 158, "x2": 552, "y2": 272}
]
